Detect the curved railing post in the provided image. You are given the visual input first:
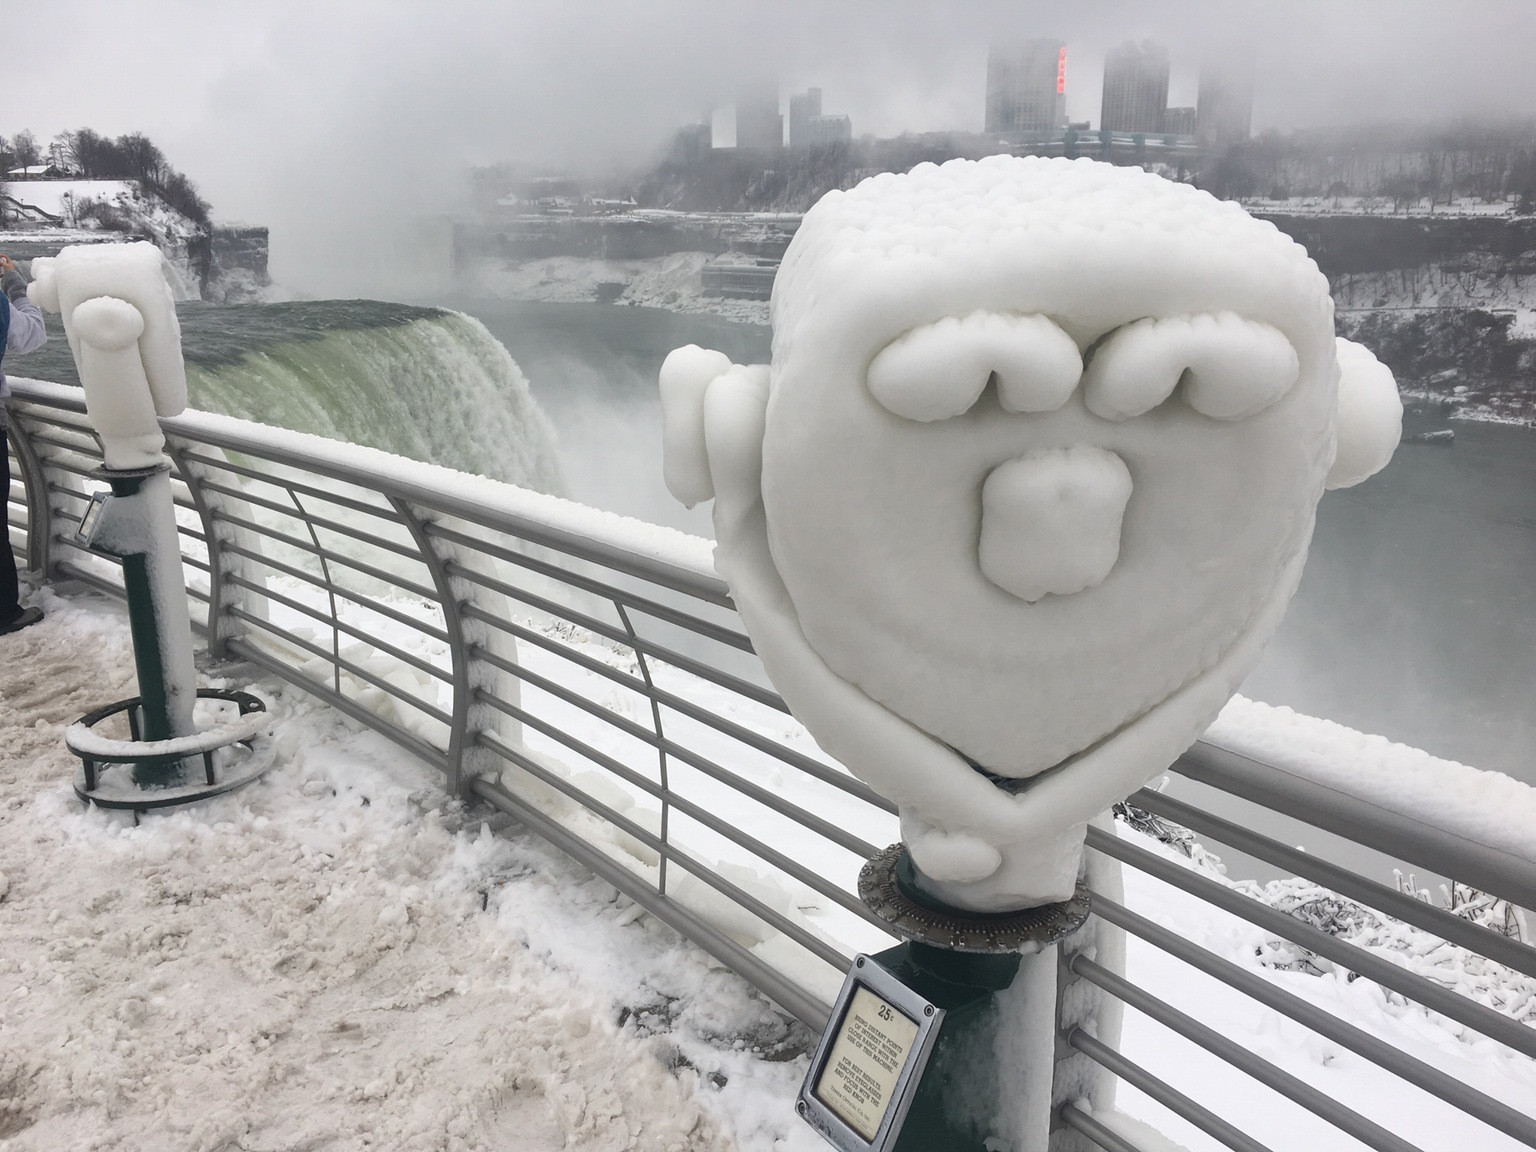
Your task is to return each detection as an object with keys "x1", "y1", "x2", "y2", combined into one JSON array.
[
  {"x1": 617, "y1": 602, "x2": 671, "y2": 897},
  {"x1": 165, "y1": 438, "x2": 267, "y2": 660},
  {"x1": 391, "y1": 498, "x2": 514, "y2": 798},
  {"x1": 6, "y1": 413, "x2": 53, "y2": 580}
]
